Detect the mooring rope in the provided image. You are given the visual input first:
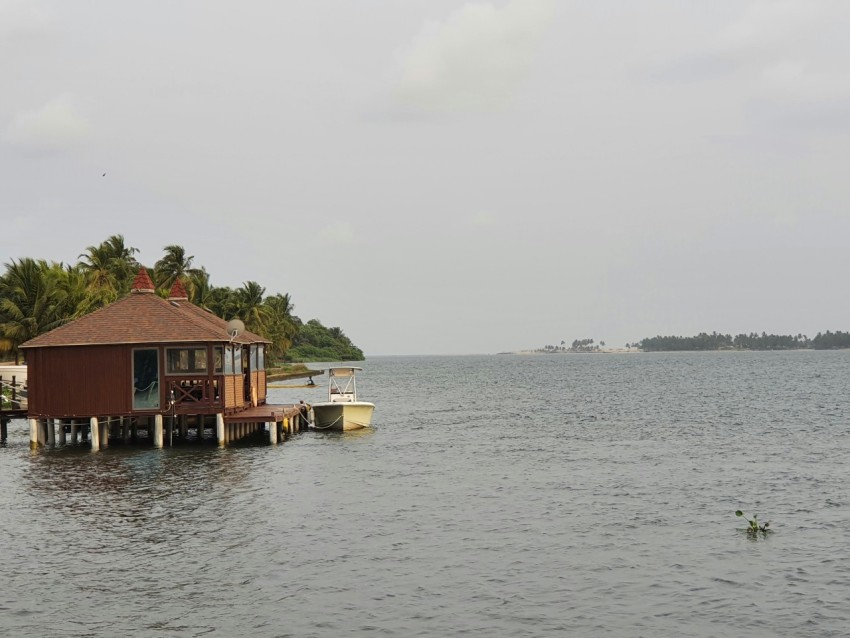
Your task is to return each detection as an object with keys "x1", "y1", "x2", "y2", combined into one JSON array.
[{"x1": 311, "y1": 413, "x2": 343, "y2": 430}]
